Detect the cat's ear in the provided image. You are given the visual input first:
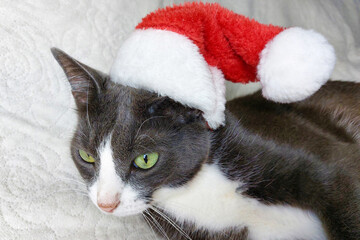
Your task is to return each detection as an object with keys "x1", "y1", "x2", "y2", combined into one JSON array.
[
  {"x1": 51, "y1": 48, "x2": 106, "y2": 111},
  {"x1": 147, "y1": 96, "x2": 205, "y2": 126}
]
